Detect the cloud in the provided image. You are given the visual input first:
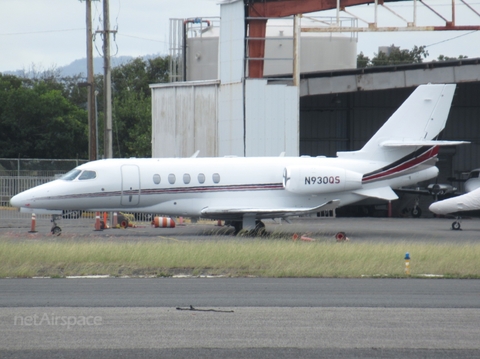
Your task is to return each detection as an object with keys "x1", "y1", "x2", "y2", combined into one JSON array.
[{"x1": 1, "y1": 0, "x2": 478, "y2": 73}]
